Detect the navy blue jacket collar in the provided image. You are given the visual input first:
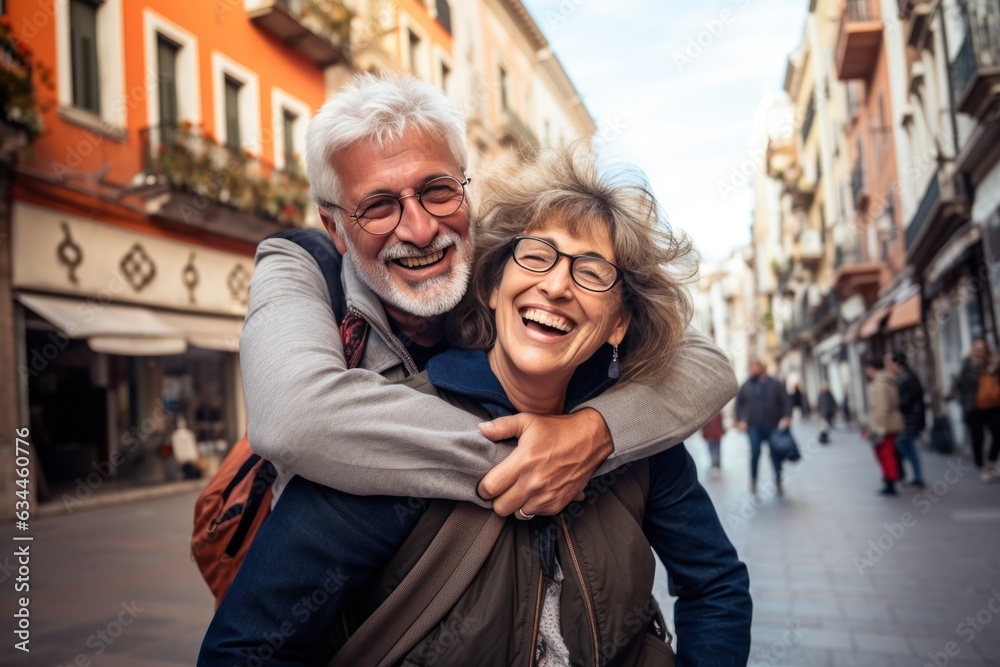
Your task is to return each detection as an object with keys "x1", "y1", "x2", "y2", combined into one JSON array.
[{"x1": 425, "y1": 347, "x2": 616, "y2": 420}]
